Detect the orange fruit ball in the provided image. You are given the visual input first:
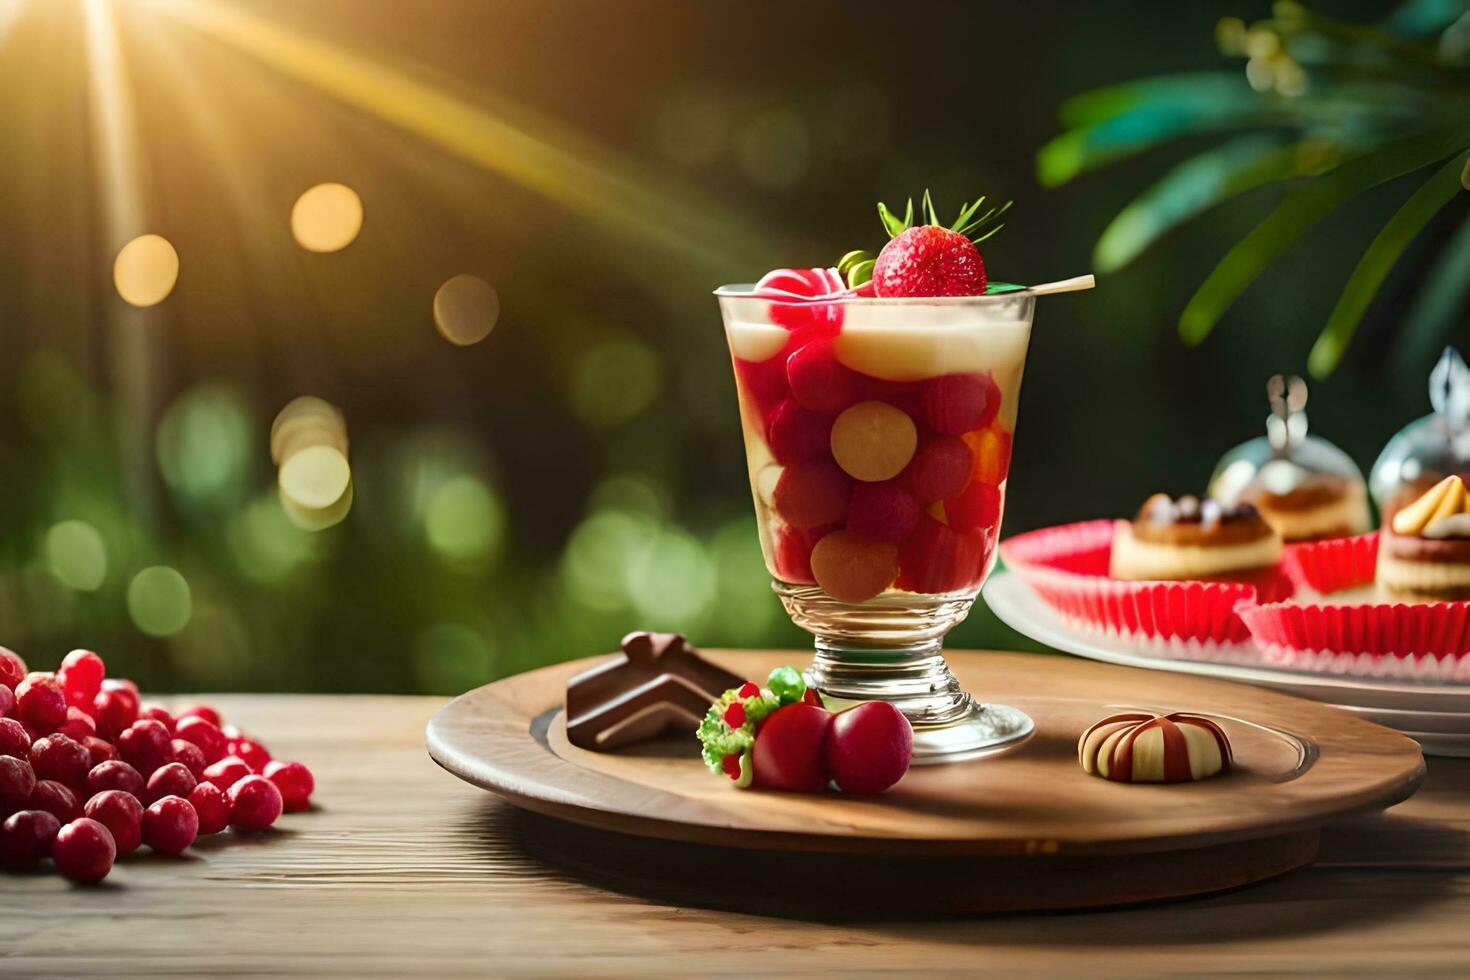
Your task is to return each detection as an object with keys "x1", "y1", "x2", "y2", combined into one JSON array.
[
  {"x1": 810, "y1": 530, "x2": 899, "y2": 603},
  {"x1": 829, "y1": 401, "x2": 917, "y2": 482}
]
